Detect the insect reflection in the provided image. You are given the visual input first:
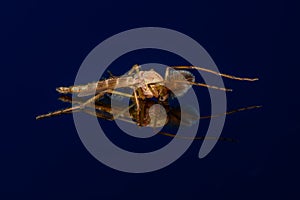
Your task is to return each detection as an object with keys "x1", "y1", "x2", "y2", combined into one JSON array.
[{"x1": 50, "y1": 94, "x2": 260, "y2": 142}]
